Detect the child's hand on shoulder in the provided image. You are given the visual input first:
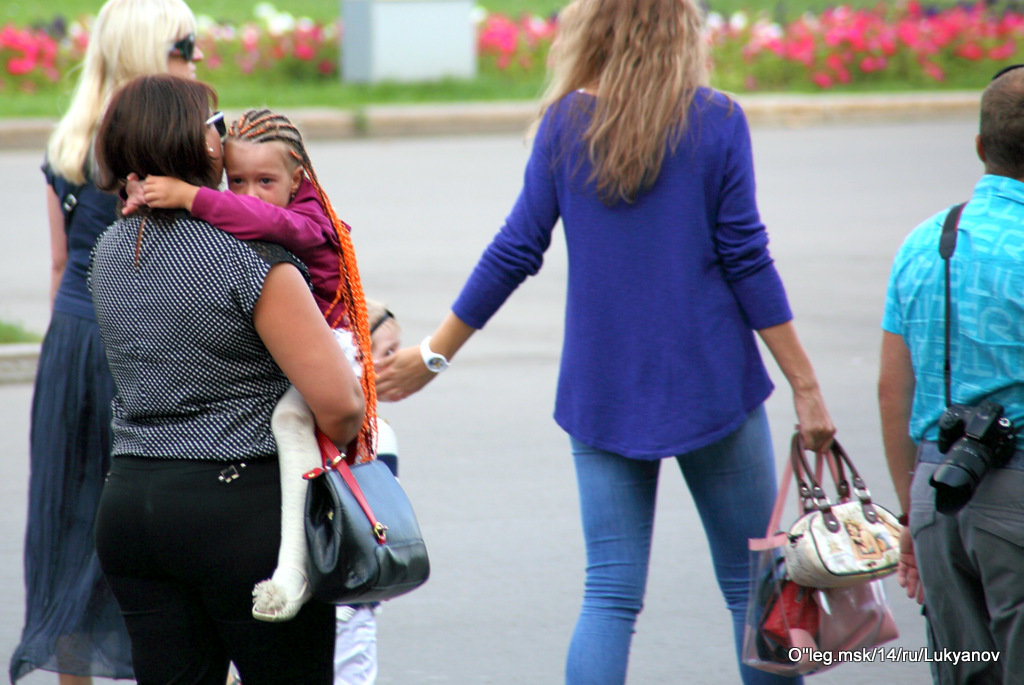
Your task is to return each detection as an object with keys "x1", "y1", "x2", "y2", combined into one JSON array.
[
  {"x1": 121, "y1": 172, "x2": 146, "y2": 216},
  {"x1": 143, "y1": 176, "x2": 200, "y2": 212}
]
